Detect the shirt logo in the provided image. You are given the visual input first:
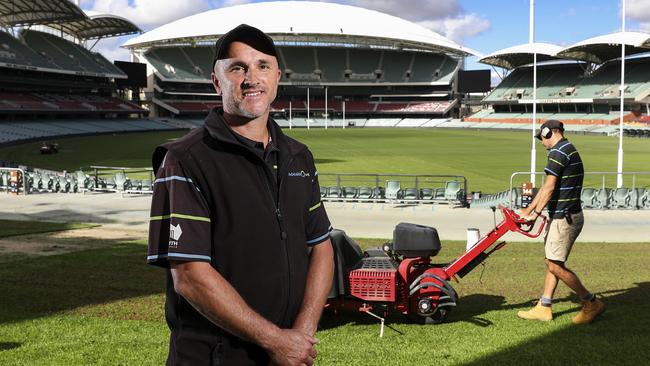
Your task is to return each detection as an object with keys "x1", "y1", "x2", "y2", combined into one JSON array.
[
  {"x1": 169, "y1": 223, "x2": 183, "y2": 248},
  {"x1": 288, "y1": 170, "x2": 310, "y2": 178}
]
